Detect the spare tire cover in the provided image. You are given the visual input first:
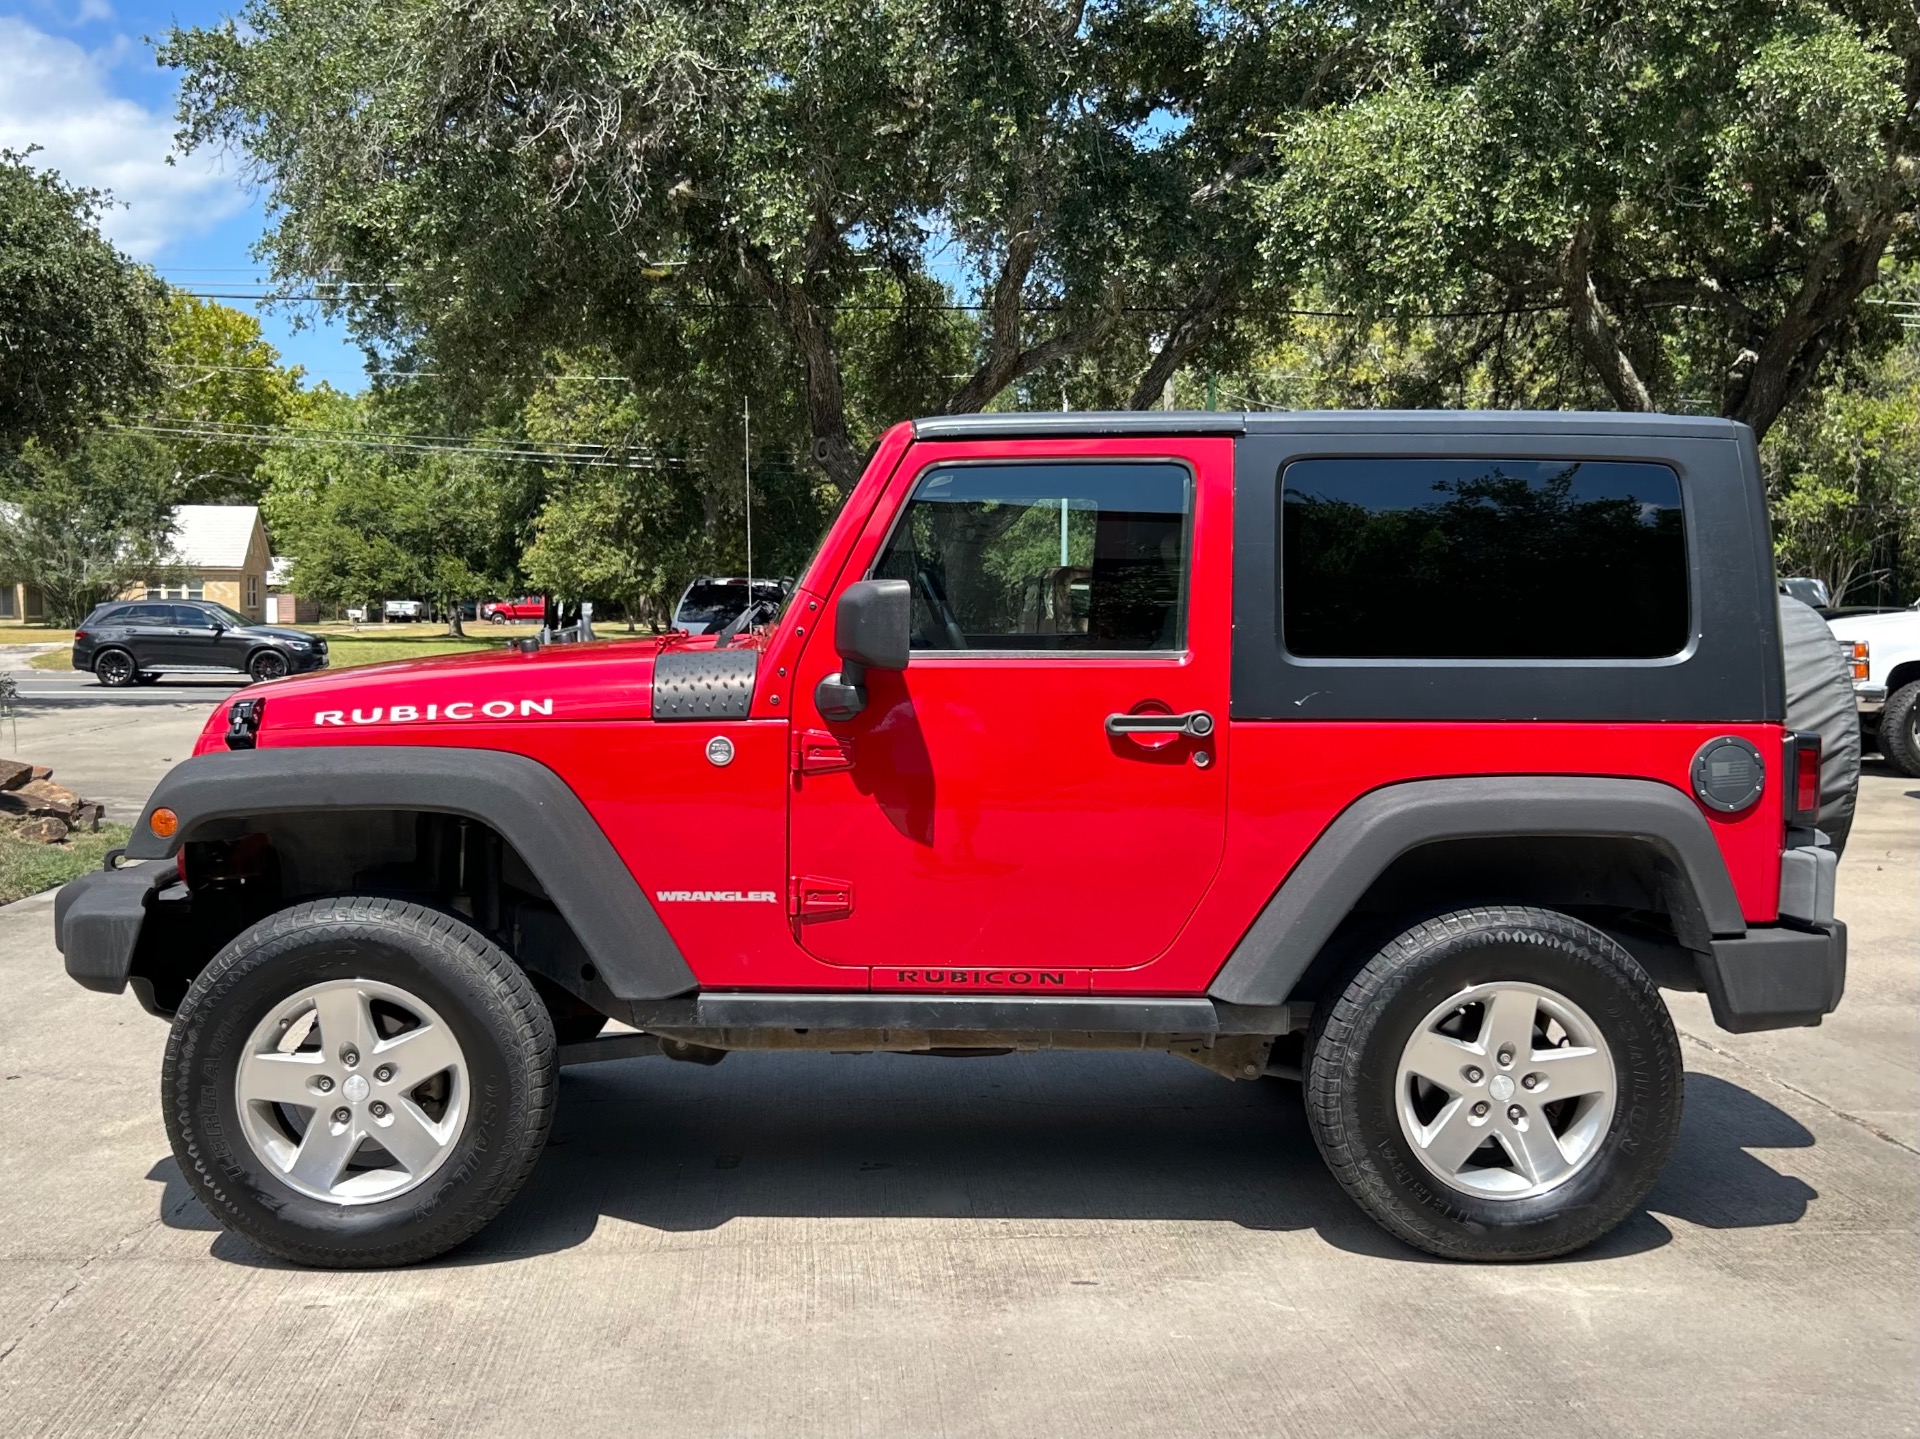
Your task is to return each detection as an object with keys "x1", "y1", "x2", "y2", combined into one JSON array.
[{"x1": 1778, "y1": 595, "x2": 1860, "y2": 854}]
